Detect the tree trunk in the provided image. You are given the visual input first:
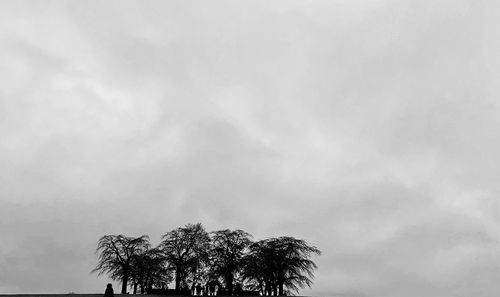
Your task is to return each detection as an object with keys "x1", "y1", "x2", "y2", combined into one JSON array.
[
  {"x1": 265, "y1": 283, "x2": 272, "y2": 296},
  {"x1": 278, "y1": 283, "x2": 284, "y2": 296},
  {"x1": 225, "y1": 273, "x2": 234, "y2": 294},
  {"x1": 277, "y1": 271, "x2": 284, "y2": 296},
  {"x1": 140, "y1": 281, "x2": 145, "y2": 294},
  {"x1": 175, "y1": 266, "x2": 181, "y2": 290},
  {"x1": 277, "y1": 273, "x2": 284, "y2": 296},
  {"x1": 122, "y1": 271, "x2": 129, "y2": 294}
]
